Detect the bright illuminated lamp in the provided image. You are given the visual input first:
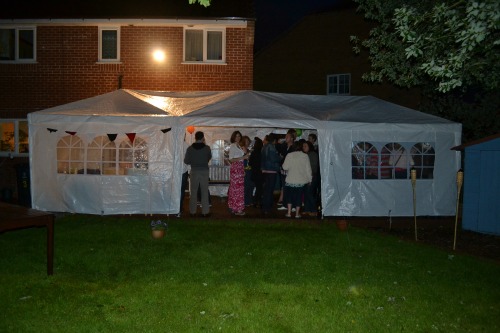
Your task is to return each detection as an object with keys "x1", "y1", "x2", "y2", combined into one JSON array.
[{"x1": 153, "y1": 50, "x2": 166, "y2": 62}]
